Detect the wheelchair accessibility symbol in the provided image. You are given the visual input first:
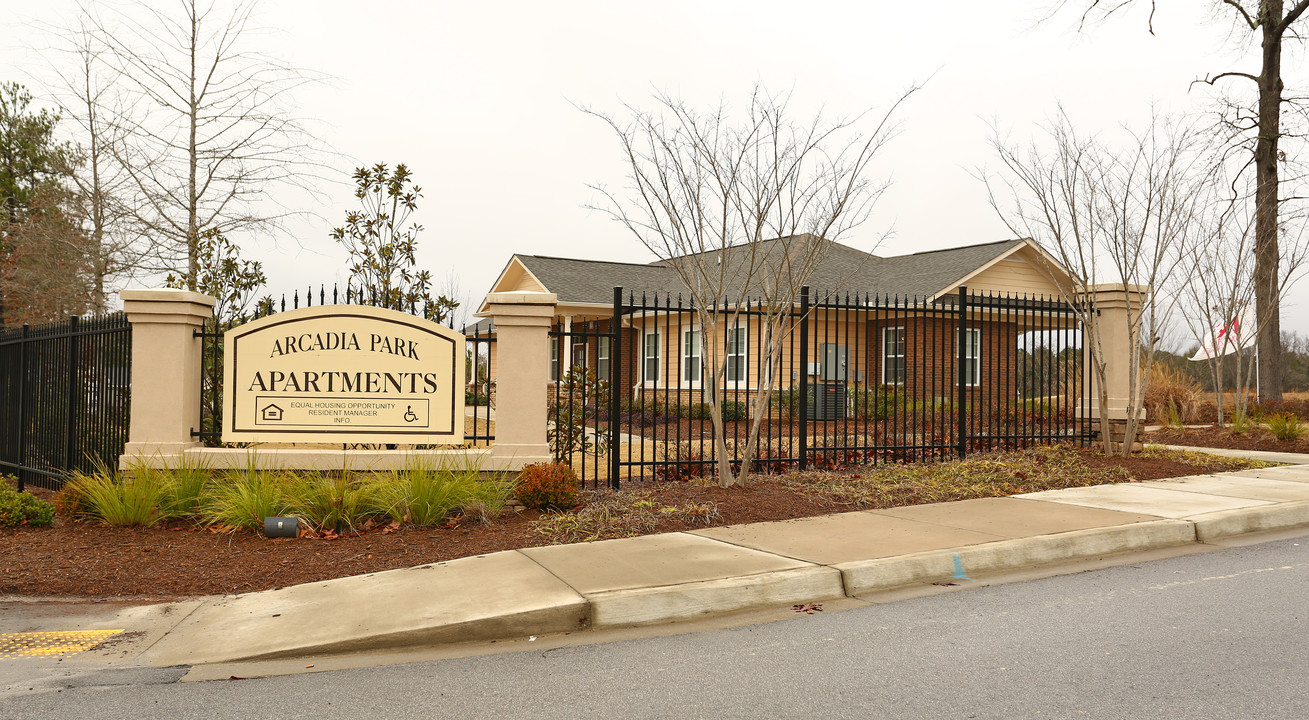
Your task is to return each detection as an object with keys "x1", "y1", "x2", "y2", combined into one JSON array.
[{"x1": 403, "y1": 406, "x2": 419, "y2": 423}]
